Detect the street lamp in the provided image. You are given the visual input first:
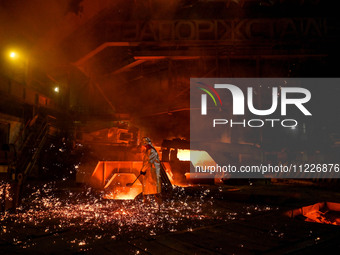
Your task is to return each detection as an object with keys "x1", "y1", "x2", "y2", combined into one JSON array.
[
  {"x1": 6, "y1": 48, "x2": 23, "y2": 62},
  {"x1": 4, "y1": 48, "x2": 28, "y2": 83}
]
